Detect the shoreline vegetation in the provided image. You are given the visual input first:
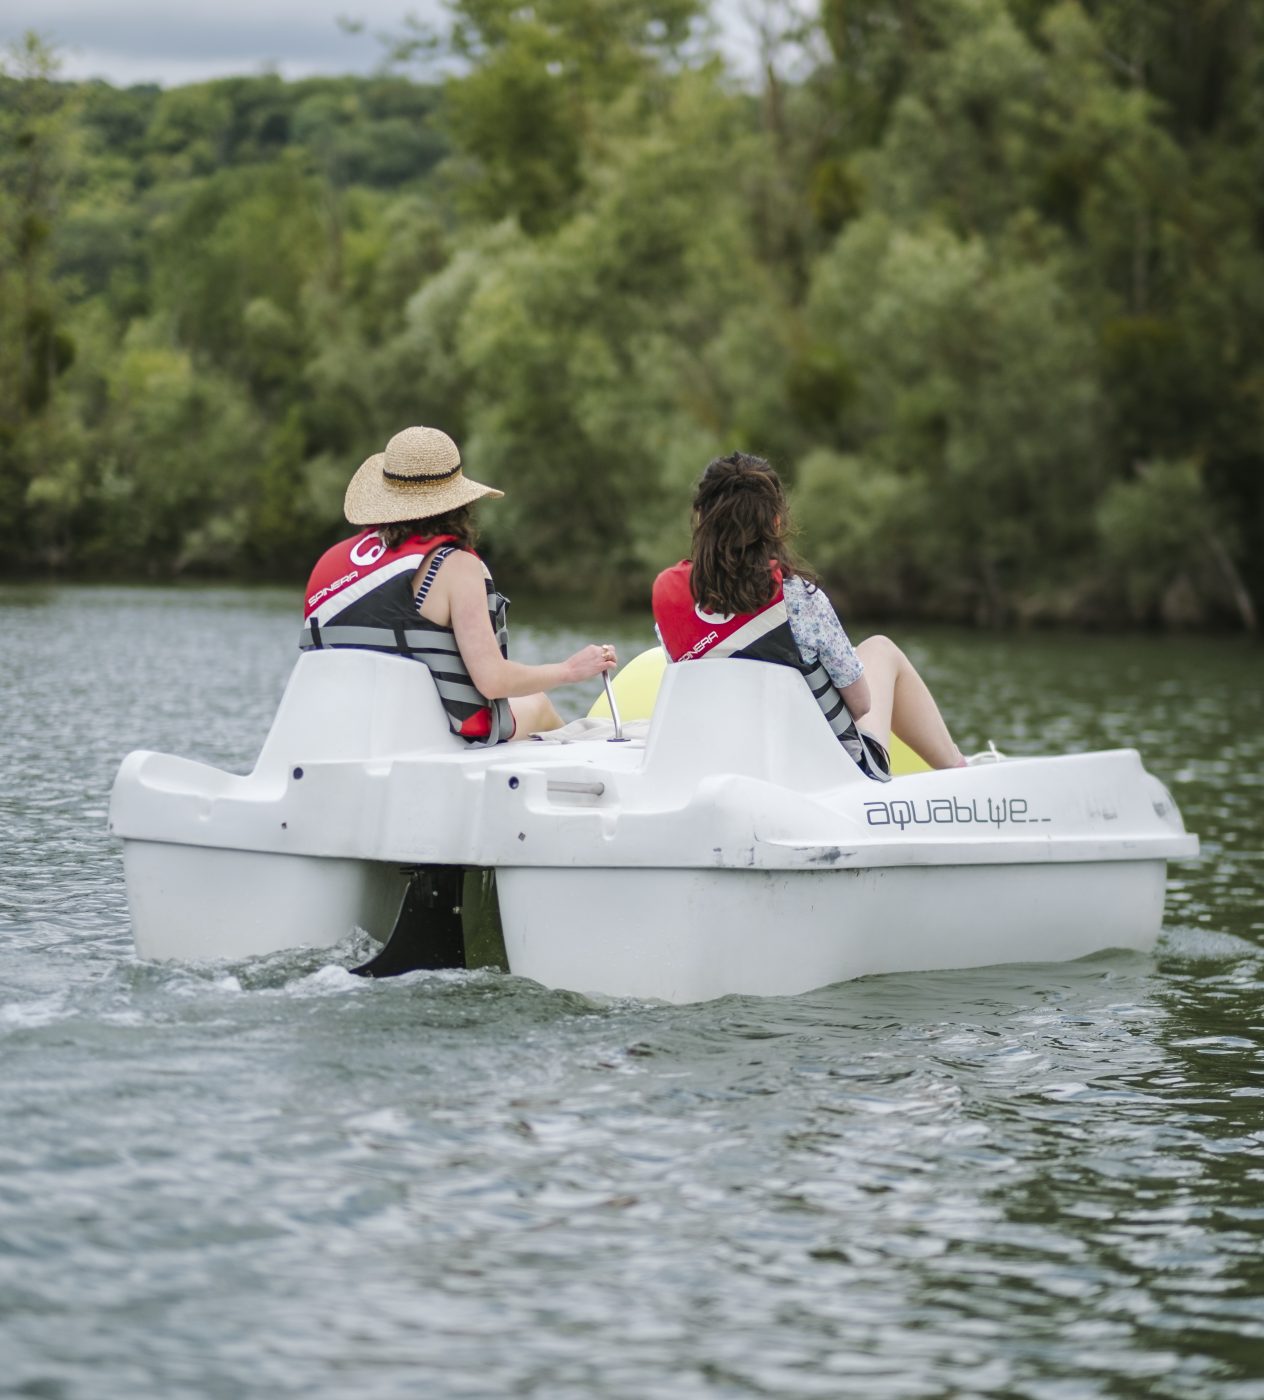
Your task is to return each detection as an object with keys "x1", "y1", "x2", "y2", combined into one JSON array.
[{"x1": 2, "y1": 2, "x2": 1263, "y2": 632}]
